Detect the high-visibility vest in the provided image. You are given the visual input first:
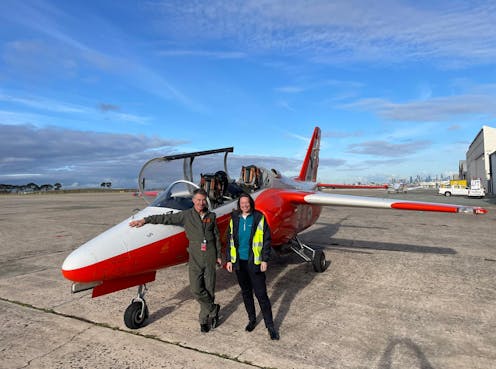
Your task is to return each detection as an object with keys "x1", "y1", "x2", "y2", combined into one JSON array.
[{"x1": 229, "y1": 215, "x2": 264, "y2": 265}]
